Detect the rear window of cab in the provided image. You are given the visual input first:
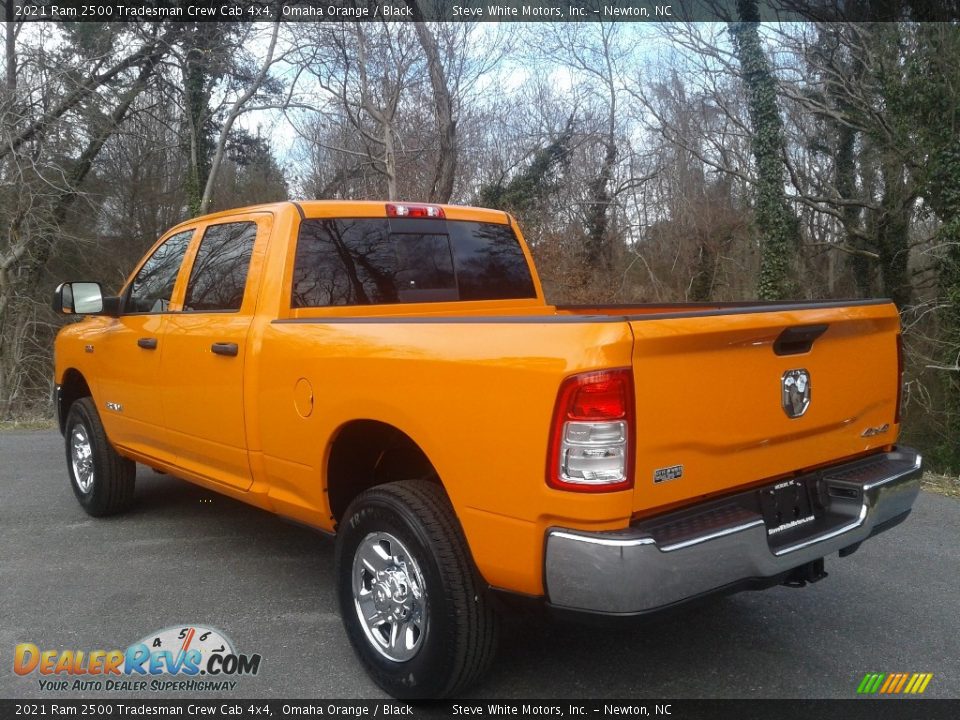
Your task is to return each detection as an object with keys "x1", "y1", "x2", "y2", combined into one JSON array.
[{"x1": 291, "y1": 218, "x2": 537, "y2": 308}]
